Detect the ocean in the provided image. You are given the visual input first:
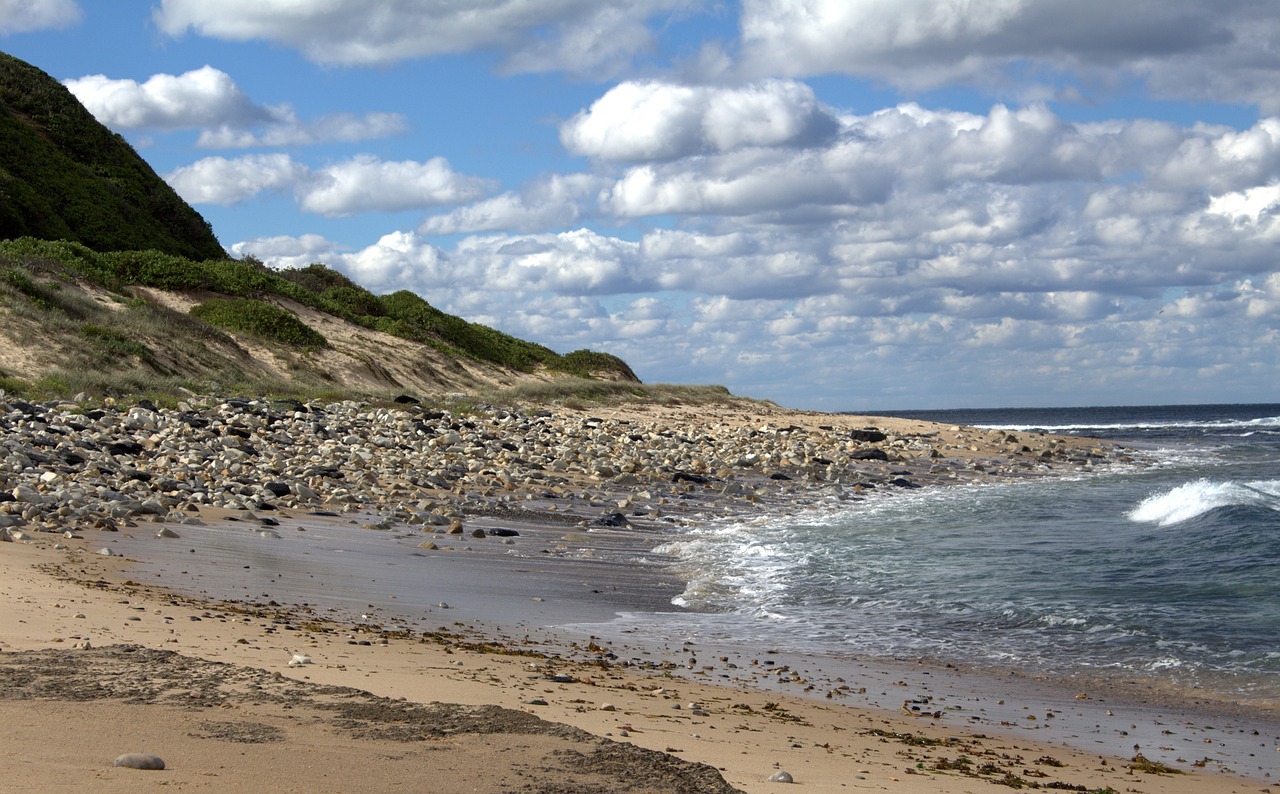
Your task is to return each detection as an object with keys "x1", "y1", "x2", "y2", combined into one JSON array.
[{"x1": 630, "y1": 403, "x2": 1280, "y2": 707}]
